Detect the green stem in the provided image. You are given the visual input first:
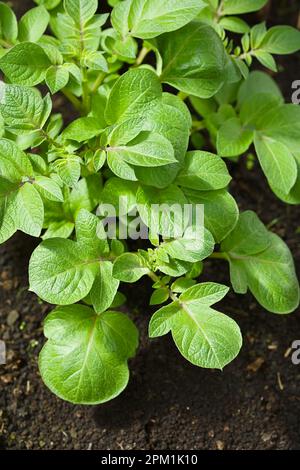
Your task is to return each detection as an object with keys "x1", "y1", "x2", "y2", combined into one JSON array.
[
  {"x1": 81, "y1": 68, "x2": 90, "y2": 115},
  {"x1": 0, "y1": 39, "x2": 12, "y2": 48},
  {"x1": 91, "y1": 72, "x2": 106, "y2": 93},
  {"x1": 136, "y1": 46, "x2": 150, "y2": 66},
  {"x1": 61, "y1": 88, "x2": 82, "y2": 112},
  {"x1": 39, "y1": 128, "x2": 64, "y2": 150},
  {"x1": 192, "y1": 120, "x2": 205, "y2": 131}
]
